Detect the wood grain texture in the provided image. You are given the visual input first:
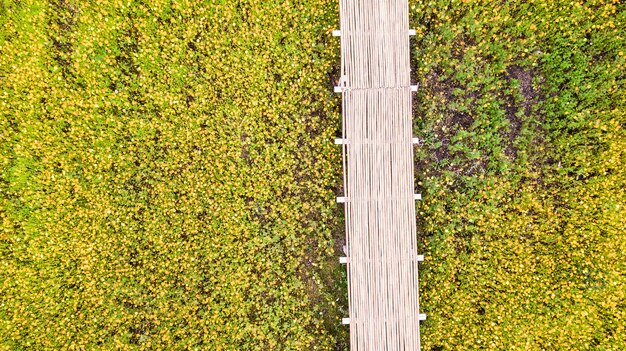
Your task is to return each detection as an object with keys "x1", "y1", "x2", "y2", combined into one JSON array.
[{"x1": 337, "y1": 0, "x2": 422, "y2": 350}]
